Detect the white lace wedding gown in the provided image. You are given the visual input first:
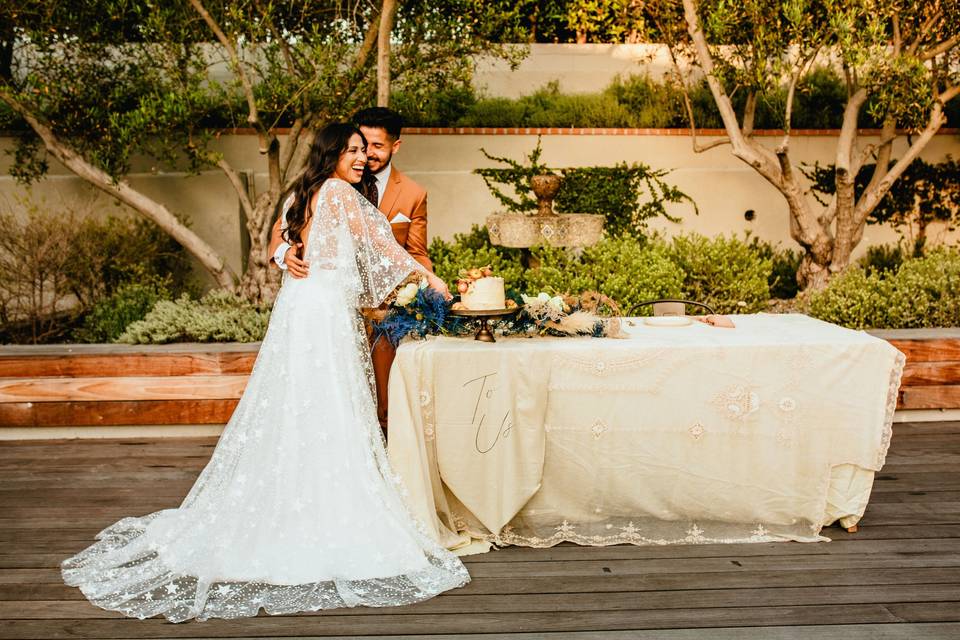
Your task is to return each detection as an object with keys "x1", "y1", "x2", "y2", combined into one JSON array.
[{"x1": 61, "y1": 179, "x2": 470, "y2": 622}]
